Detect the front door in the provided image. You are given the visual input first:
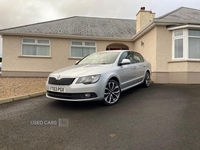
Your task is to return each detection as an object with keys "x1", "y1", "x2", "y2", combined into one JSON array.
[{"x1": 117, "y1": 52, "x2": 136, "y2": 90}]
